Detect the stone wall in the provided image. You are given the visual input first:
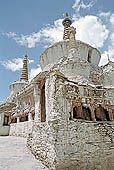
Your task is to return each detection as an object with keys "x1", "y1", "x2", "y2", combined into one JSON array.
[
  {"x1": 0, "y1": 112, "x2": 10, "y2": 136},
  {"x1": 9, "y1": 121, "x2": 34, "y2": 137},
  {"x1": 53, "y1": 119, "x2": 114, "y2": 170},
  {"x1": 27, "y1": 119, "x2": 114, "y2": 170},
  {"x1": 27, "y1": 121, "x2": 56, "y2": 170},
  {"x1": 0, "y1": 126, "x2": 9, "y2": 136},
  {"x1": 0, "y1": 112, "x2": 4, "y2": 126}
]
